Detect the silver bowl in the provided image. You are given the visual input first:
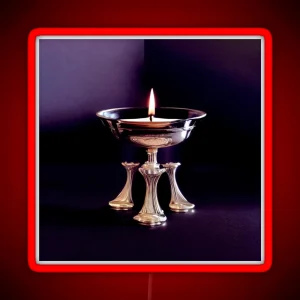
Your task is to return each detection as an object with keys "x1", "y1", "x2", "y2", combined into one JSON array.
[{"x1": 96, "y1": 107, "x2": 206, "y2": 149}]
